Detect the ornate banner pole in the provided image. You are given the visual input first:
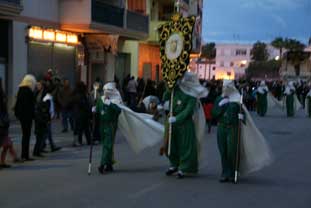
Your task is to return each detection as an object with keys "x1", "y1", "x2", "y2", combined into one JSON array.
[{"x1": 158, "y1": 2, "x2": 196, "y2": 156}]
